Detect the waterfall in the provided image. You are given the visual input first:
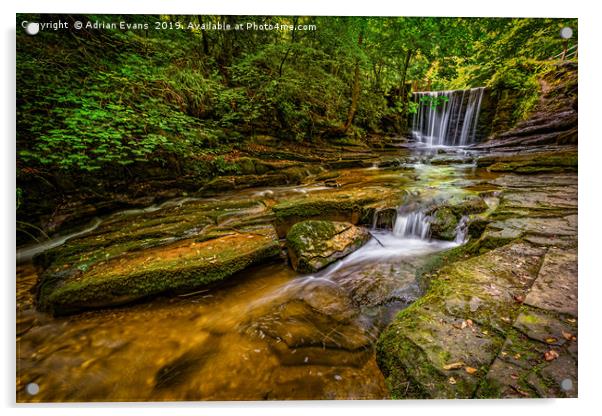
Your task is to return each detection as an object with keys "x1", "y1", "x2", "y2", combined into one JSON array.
[
  {"x1": 393, "y1": 211, "x2": 431, "y2": 240},
  {"x1": 411, "y1": 87, "x2": 485, "y2": 146},
  {"x1": 454, "y1": 216, "x2": 469, "y2": 244}
]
